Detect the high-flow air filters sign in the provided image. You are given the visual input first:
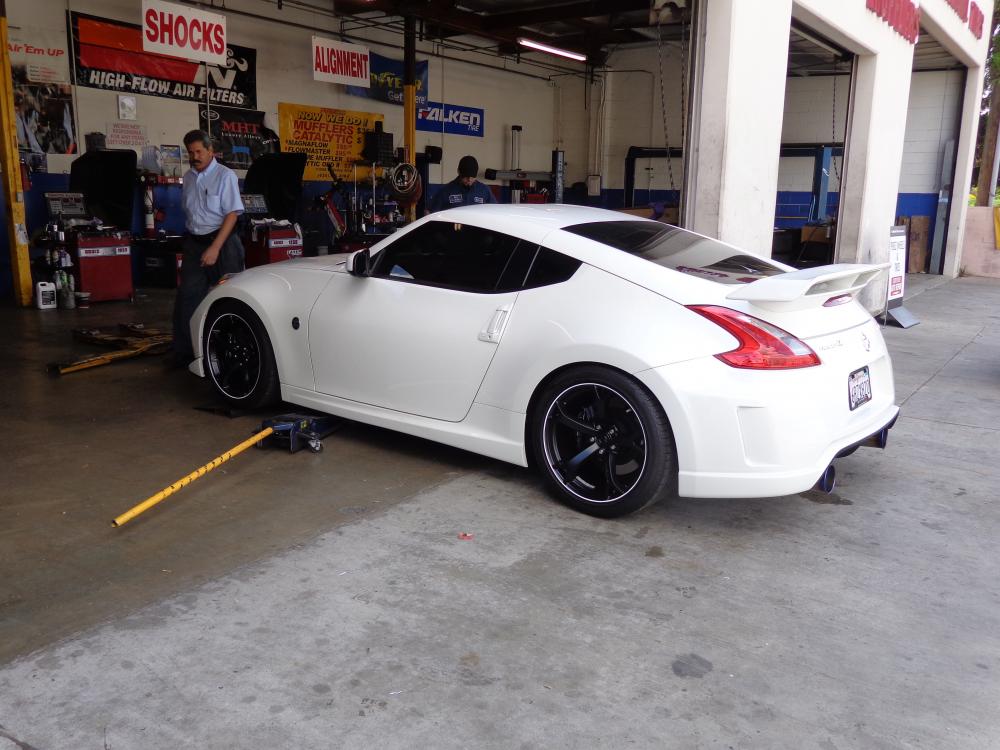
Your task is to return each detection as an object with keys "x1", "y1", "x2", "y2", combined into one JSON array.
[
  {"x1": 141, "y1": 0, "x2": 227, "y2": 65},
  {"x1": 312, "y1": 37, "x2": 370, "y2": 87}
]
